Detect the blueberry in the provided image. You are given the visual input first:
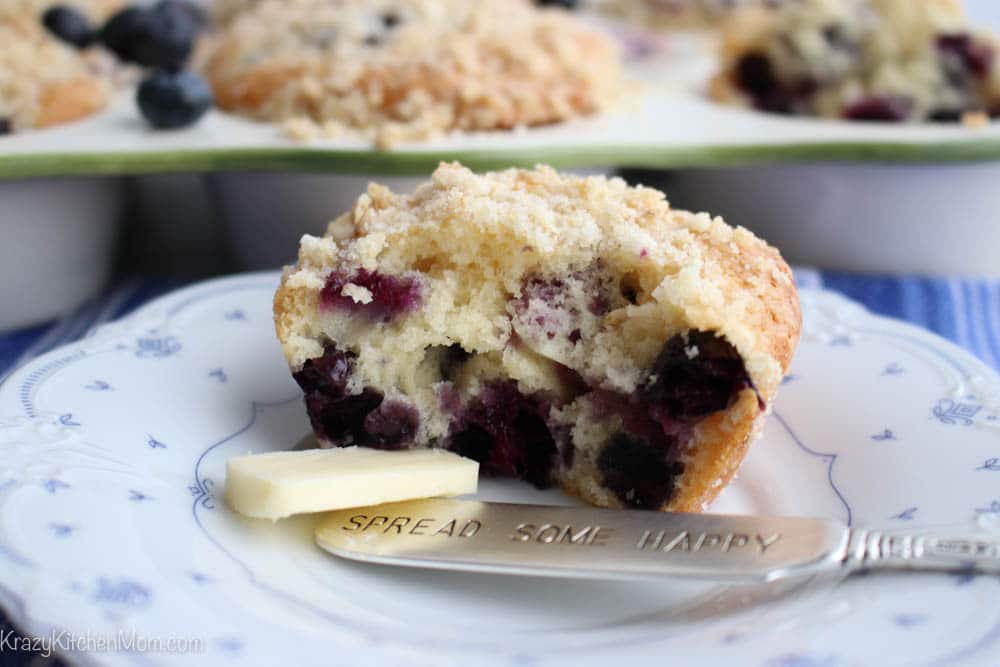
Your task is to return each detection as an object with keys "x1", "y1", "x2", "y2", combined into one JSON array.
[
  {"x1": 294, "y1": 344, "x2": 422, "y2": 448},
  {"x1": 136, "y1": 70, "x2": 213, "y2": 129},
  {"x1": 642, "y1": 331, "x2": 751, "y2": 421},
  {"x1": 597, "y1": 432, "x2": 684, "y2": 510},
  {"x1": 535, "y1": 0, "x2": 577, "y2": 8},
  {"x1": 734, "y1": 53, "x2": 797, "y2": 114},
  {"x1": 135, "y1": 1, "x2": 204, "y2": 69},
  {"x1": 449, "y1": 424, "x2": 495, "y2": 464},
  {"x1": 381, "y1": 11, "x2": 401, "y2": 28},
  {"x1": 447, "y1": 381, "x2": 558, "y2": 488},
  {"x1": 438, "y1": 344, "x2": 471, "y2": 380},
  {"x1": 42, "y1": 5, "x2": 95, "y2": 48},
  {"x1": 99, "y1": 7, "x2": 147, "y2": 62},
  {"x1": 320, "y1": 269, "x2": 423, "y2": 322},
  {"x1": 929, "y1": 108, "x2": 963, "y2": 123},
  {"x1": 304, "y1": 388, "x2": 384, "y2": 445},
  {"x1": 735, "y1": 53, "x2": 776, "y2": 97},
  {"x1": 295, "y1": 346, "x2": 353, "y2": 397},
  {"x1": 0, "y1": 118, "x2": 11, "y2": 135},
  {"x1": 159, "y1": 0, "x2": 209, "y2": 32},
  {"x1": 100, "y1": 1, "x2": 201, "y2": 69},
  {"x1": 294, "y1": 346, "x2": 382, "y2": 445},
  {"x1": 588, "y1": 329, "x2": 755, "y2": 507},
  {"x1": 843, "y1": 95, "x2": 911, "y2": 122},
  {"x1": 363, "y1": 401, "x2": 420, "y2": 449},
  {"x1": 938, "y1": 33, "x2": 994, "y2": 80}
]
